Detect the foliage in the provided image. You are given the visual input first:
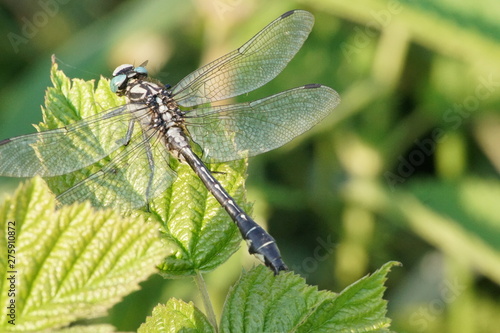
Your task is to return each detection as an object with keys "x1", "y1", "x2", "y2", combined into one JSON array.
[
  {"x1": 42, "y1": 63, "x2": 243, "y2": 277},
  {"x1": 139, "y1": 264, "x2": 397, "y2": 333},
  {"x1": 0, "y1": 0, "x2": 499, "y2": 331},
  {"x1": 0, "y1": 178, "x2": 164, "y2": 332}
]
